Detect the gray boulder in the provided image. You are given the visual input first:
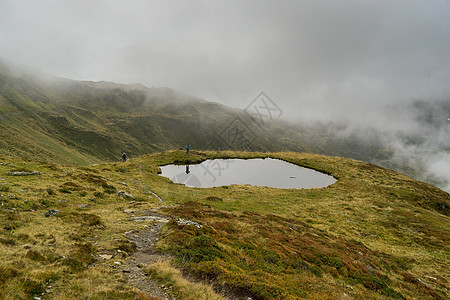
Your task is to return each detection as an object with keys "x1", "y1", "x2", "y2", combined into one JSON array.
[
  {"x1": 44, "y1": 209, "x2": 61, "y2": 217},
  {"x1": 117, "y1": 190, "x2": 135, "y2": 200}
]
